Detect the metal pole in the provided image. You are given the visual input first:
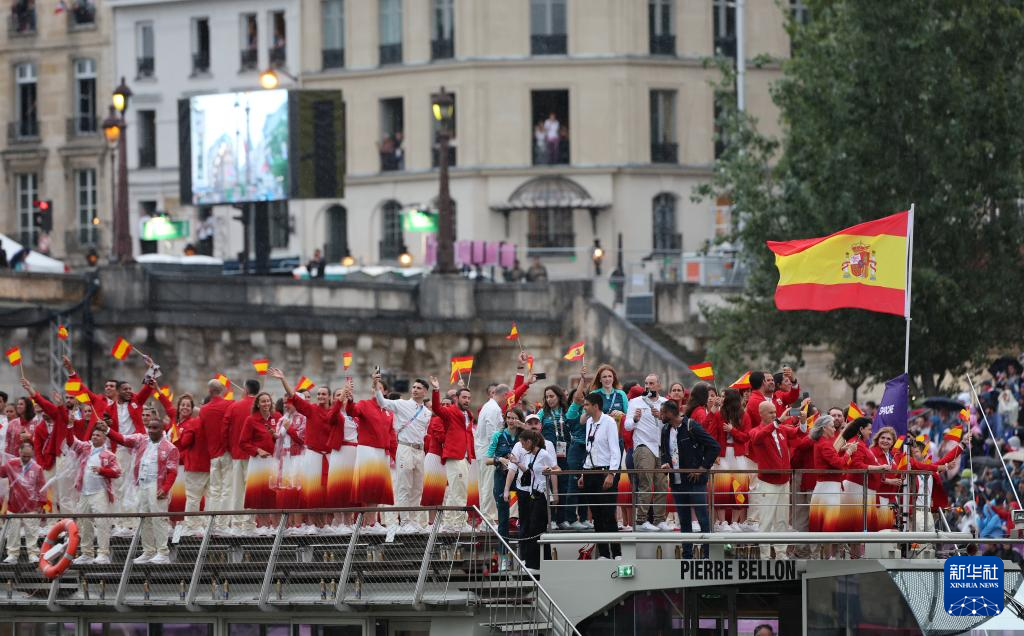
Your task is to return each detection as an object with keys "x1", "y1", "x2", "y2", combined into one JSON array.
[
  {"x1": 735, "y1": 0, "x2": 745, "y2": 112},
  {"x1": 413, "y1": 515, "x2": 442, "y2": 608},
  {"x1": 114, "y1": 517, "x2": 143, "y2": 611},
  {"x1": 185, "y1": 515, "x2": 216, "y2": 611},
  {"x1": 114, "y1": 119, "x2": 132, "y2": 263},
  {"x1": 903, "y1": 204, "x2": 915, "y2": 374},
  {"x1": 435, "y1": 88, "x2": 456, "y2": 274},
  {"x1": 333, "y1": 512, "x2": 363, "y2": 609},
  {"x1": 257, "y1": 513, "x2": 289, "y2": 611}
]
